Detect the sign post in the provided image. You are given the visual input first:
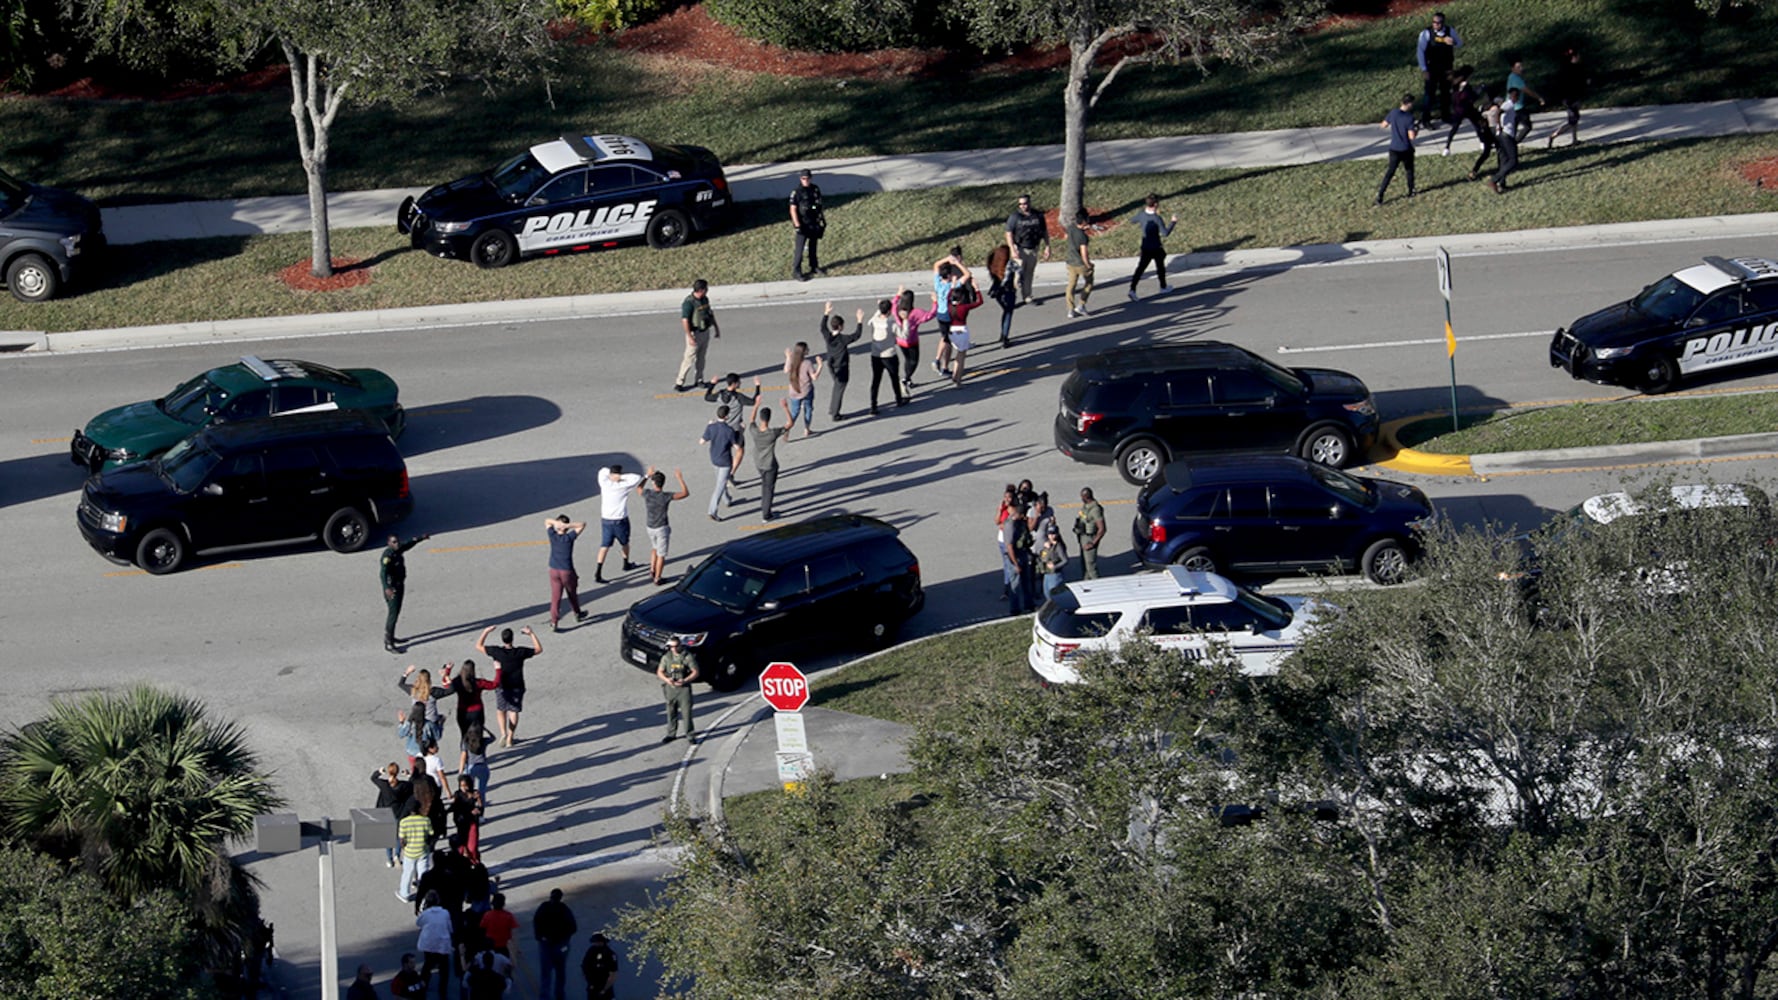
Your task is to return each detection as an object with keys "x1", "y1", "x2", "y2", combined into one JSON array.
[
  {"x1": 759, "y1": 661, "x2": 816, "y2": 790},
  {"x1": 1437, "y1": 247, "x2": 1459, "y2": 433}
]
